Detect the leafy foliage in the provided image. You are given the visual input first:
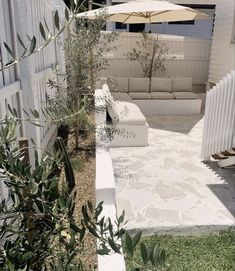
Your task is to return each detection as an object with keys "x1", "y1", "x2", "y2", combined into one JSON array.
[
  {"x1": 46, "y1": 14, "x2": 118, "y2": 149},
  {"x1": 0, "y1": 117, "x2": 126, "y2": 270},
  {"x1": 0, "y1": 0, "x2": 81, "y2": 72},
  {"x1": 124, "y1": 232, "x2": 169, "y2": 271},
  {"x1": 127, "y1": 32, "x2": 169, "y2": 82}
]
